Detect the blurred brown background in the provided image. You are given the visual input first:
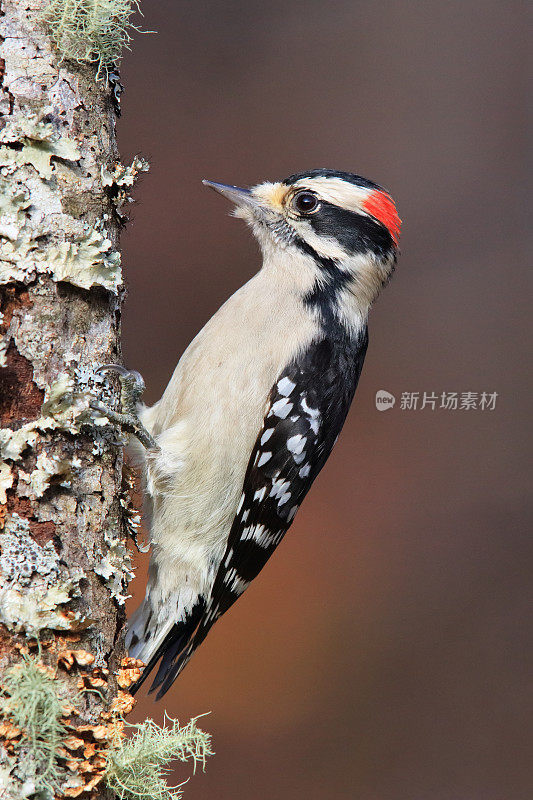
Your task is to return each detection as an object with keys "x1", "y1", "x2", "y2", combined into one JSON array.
[{"x1": 118, "y1": 2, "x2": 532, "y2": 798}]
